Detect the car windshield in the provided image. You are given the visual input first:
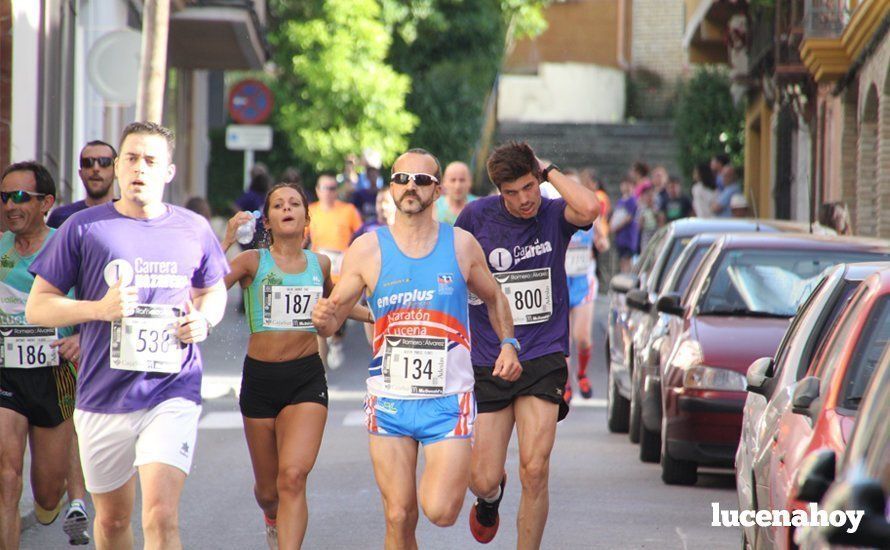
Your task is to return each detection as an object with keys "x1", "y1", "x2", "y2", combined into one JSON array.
[
  {"x1": 841, "y1": 296, "x2": 890, "y2": 410},
  {"x1": 656, "y1": 237, "x2": 692, "y2": 292},
  {"x1": 698, "y1": 249, "x2": 884, "y2": 317}
]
